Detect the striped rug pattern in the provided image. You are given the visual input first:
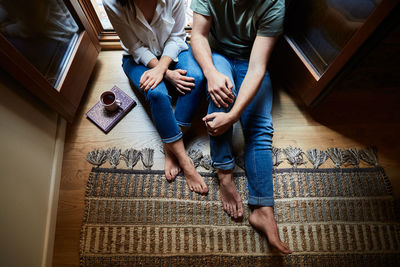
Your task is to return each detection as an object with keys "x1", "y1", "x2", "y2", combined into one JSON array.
[{"x1": 80, "y1": 168, "x2": 400, "y2": 266}]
